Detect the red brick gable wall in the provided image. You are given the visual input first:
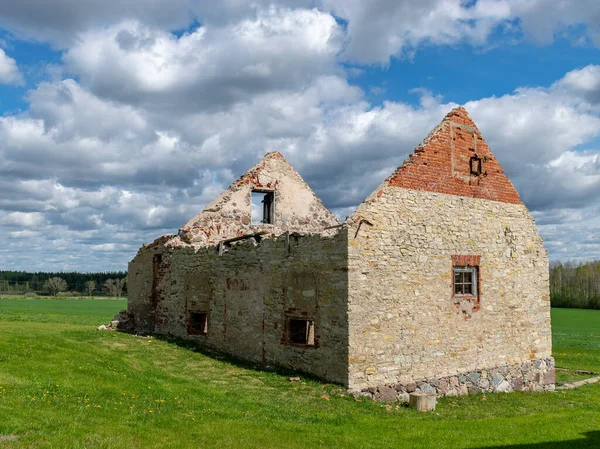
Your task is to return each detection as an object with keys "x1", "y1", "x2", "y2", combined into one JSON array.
[{"x1": 386, "y1": 107, "x2": 522, "y2": 205}]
